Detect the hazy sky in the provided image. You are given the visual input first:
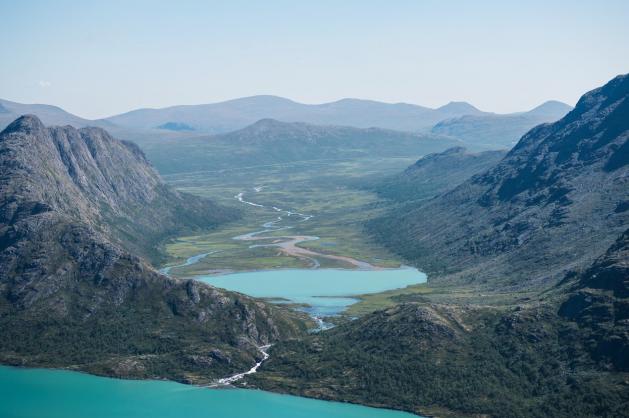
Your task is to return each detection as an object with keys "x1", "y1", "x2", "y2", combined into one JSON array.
[{"x1": 1, "y1": 0, "x2": 628, "y2": 119}]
